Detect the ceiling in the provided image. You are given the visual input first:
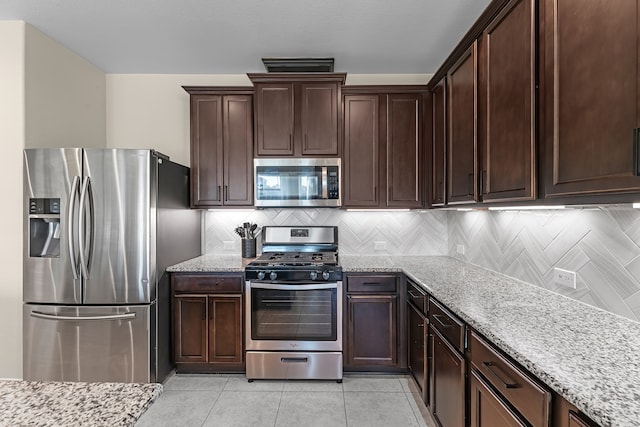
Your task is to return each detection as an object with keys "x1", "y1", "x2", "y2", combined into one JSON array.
[{"x1": 0, "y1": 0, "x2": 491, "y2": 75}]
